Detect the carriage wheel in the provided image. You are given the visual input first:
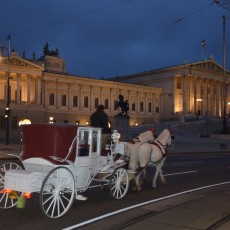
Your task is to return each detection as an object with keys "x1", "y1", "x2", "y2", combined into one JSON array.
[
  {"x1": 109, "y1": 167, "x2": 129, "y2": 199},
  {"x1": 0, "y1": 161, "x2": 24, "y2": 209},
  {"x1": 39, "y1": 166, "x2": 75, "y2": 219}
]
